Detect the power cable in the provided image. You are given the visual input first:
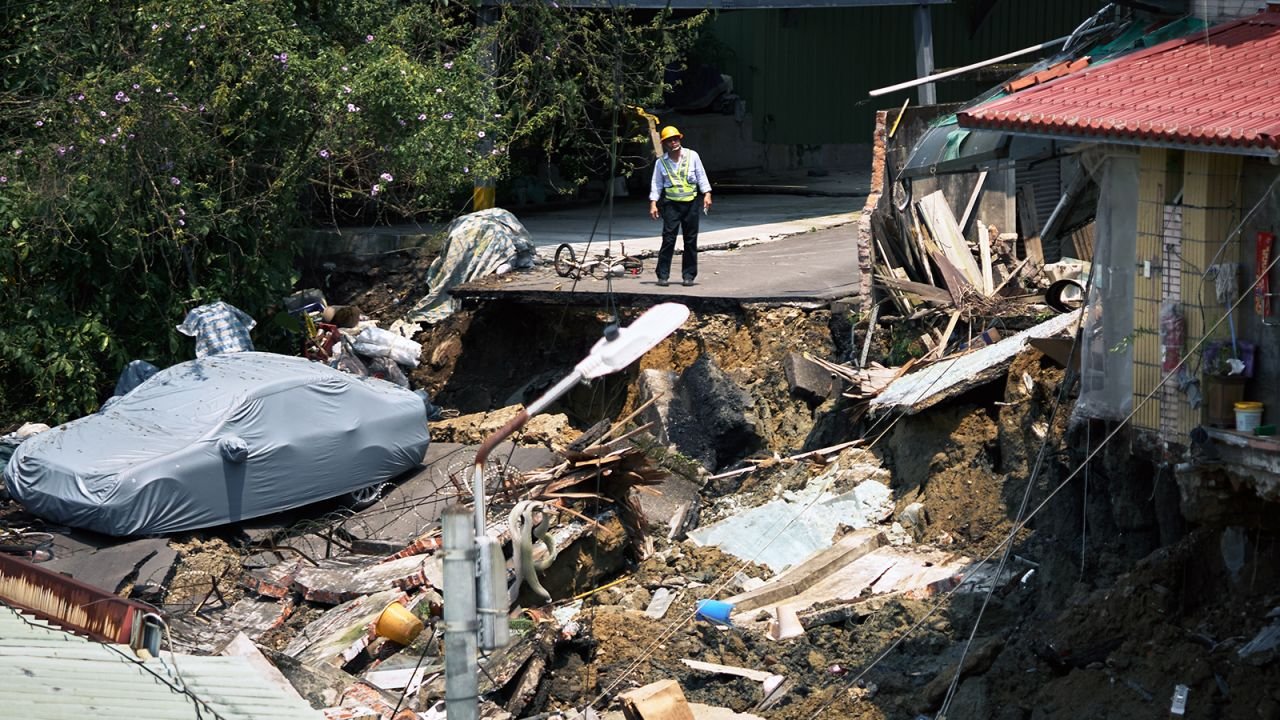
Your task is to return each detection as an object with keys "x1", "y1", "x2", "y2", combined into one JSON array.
[
  {"x1": 811, "y1": 224, "x2": 1280, "y2": 720},
  {"x1": 570, "y1": 318, "x2": 973, "y2": 716}
]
